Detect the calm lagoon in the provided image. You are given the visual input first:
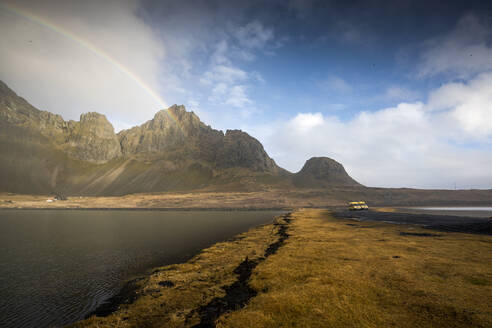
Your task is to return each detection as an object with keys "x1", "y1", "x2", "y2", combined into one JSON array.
[{"x1": 0, "y1": 209, "x2": 281, "y2": 328}]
